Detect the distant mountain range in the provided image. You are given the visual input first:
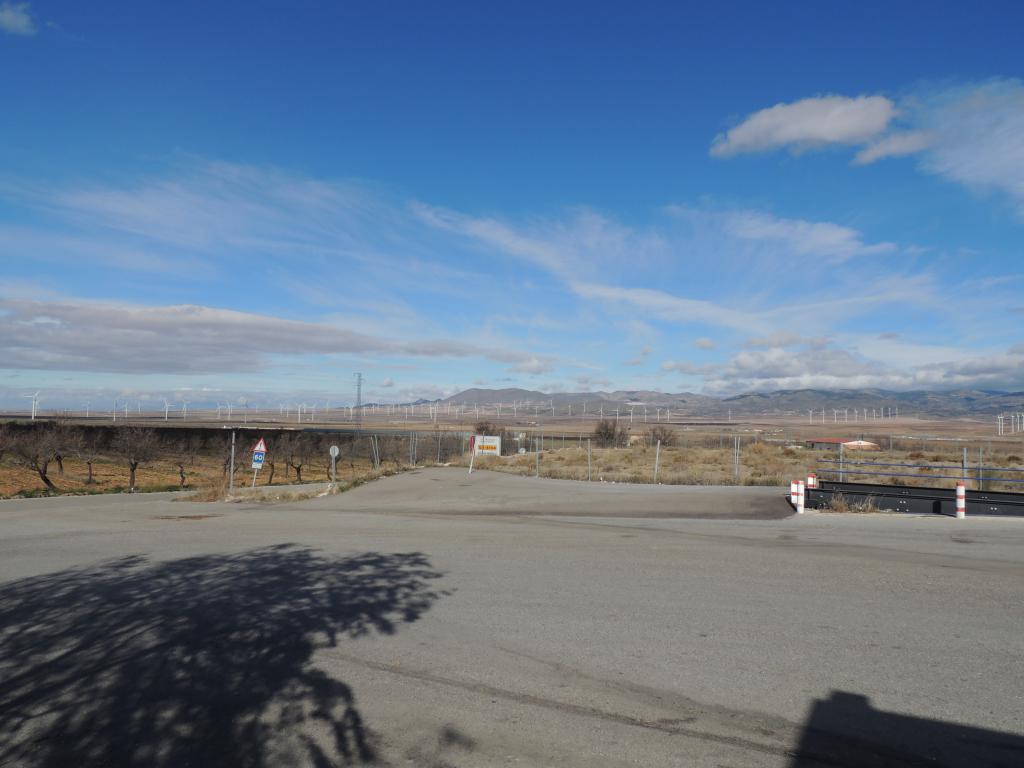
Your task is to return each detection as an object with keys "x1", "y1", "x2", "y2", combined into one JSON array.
[{"x1": 438, "y1": 387, "x2": 1024, "y2": 418}]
